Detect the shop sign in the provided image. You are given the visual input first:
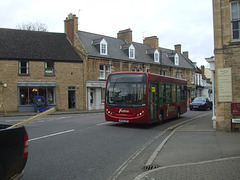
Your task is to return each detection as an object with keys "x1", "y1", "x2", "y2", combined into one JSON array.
[{"x1": 231, "y1": 103, "x2": 240, "y2": 115}]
